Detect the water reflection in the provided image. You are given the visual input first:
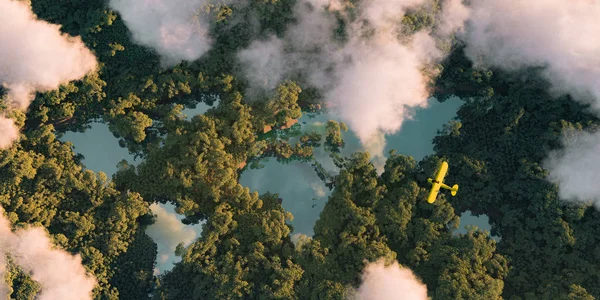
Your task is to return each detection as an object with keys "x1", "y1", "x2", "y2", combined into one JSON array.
[
  {"x1": 455, "y1": 211, "x2": 500, "y2": 241},
  {"x1": 60, "y1": 122, "x2": 137, "y2": 176},
  {"x1": 59, "y1": 103, "x2": 214, "y2": 274},
  {"x1": 146, "y1": 203, "x2": 204, "y2": 274}
]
